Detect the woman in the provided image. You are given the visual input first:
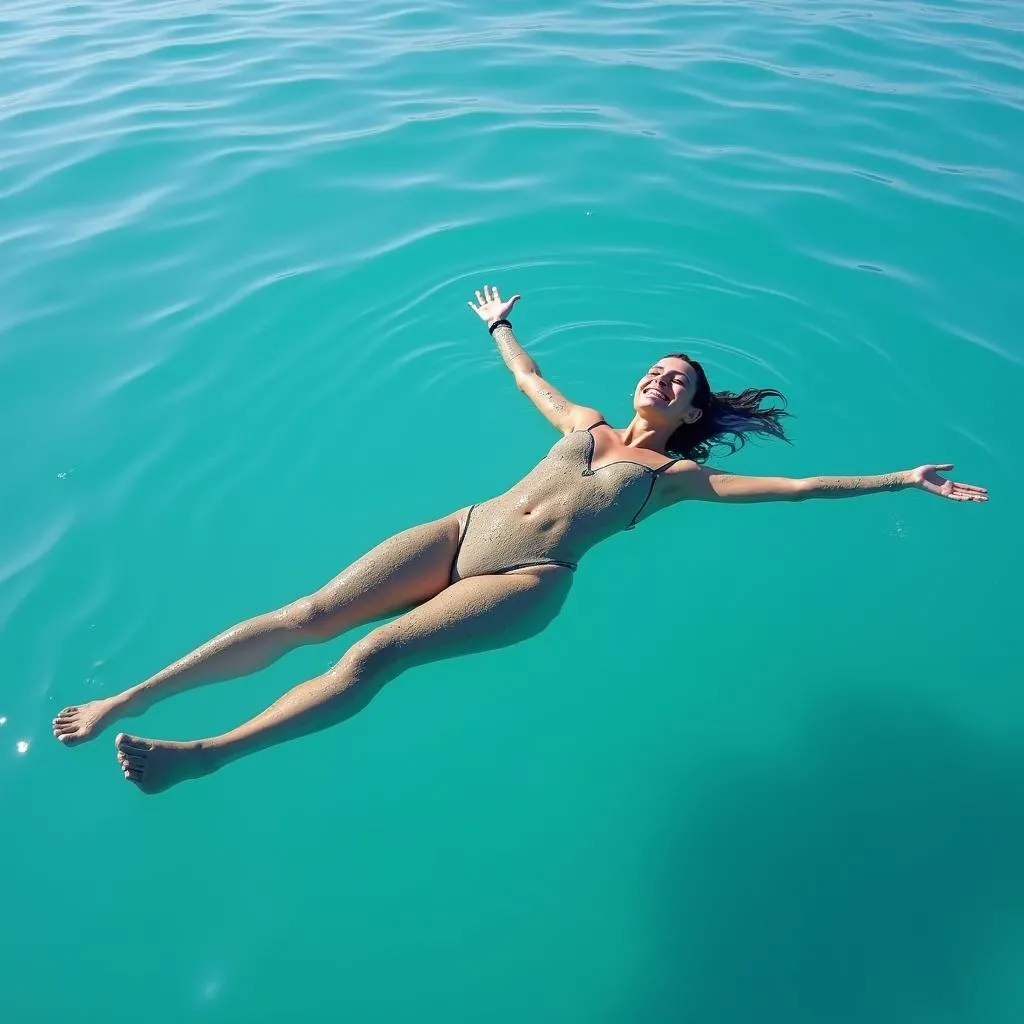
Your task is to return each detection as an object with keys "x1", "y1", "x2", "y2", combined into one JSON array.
[{"x1": 52, "y1": 285, "x2": 988, "y2": 792}]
